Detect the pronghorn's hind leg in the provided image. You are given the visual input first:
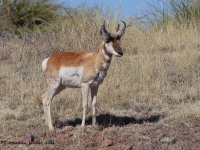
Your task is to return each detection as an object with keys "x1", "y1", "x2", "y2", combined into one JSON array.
[
  {"x1": 42, "y1": 75, "x2": 64, "y2": 131},
  {"x1": 42, "y1": 91, "x2": 49, "y2": 125}
]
